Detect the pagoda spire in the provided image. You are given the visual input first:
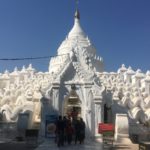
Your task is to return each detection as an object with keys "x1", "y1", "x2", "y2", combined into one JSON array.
[
  {"x1": 75, "y1": 9, "x2": 80, "y2": 19},
  {"x1": 74, "y1": 0, "x2": 80, "y2": 19}
]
